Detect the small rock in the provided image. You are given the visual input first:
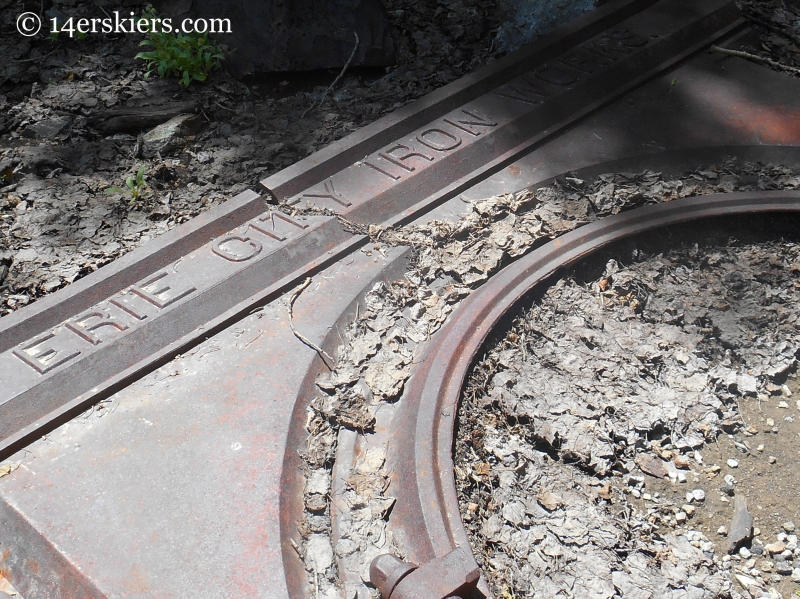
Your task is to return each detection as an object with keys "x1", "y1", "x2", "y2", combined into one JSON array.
[
  {"x1": 778, "y1": 401, "x2": 789, "y2": 409},
  {"x1": 718, "y1": 526, "x2": 728, "y2": 536},
  {"x1": 734, "y1": 573, "x2": 757, "y2": 589},
  {"x1": 781, "y1": 384, "x2": 792, "y2": 396},
  {"x1": 676, "y1": 511, "x2": 688, "y2": 523},
  {"x1": 21, "y1": 115, "x2": 72, "y2": 139},
  {"x1": 766, "y1": 418, "x2": 775, "y2": 427},
  {"x1": 751, "y1": 543, "x2": 764, "y2": 555},
  {"x1": 768, "y1": 456, "x2": 777, "y2": 464},
  {"x1": 774, "y1": 560, "x2": 792, "y2": 575},
  {"x1": 141, "y1": 114, "x2": 202, "y2": 158},
  {"x1": 674, "y1": 455, "x2": 691, "y2": 469},
  {"x1": 728, "y1": 495, "x2": 754, "y2": 554},
  {"x1": 720, "y1": 482, "x2": 735, "y2": 496},
  {"x1": 727, "y1": 458, "x2": 739, "y2": 468},
  {"x1": 682, "y1": 505, "x2": 696, "y2": 516},
  {"x1": 745, "y1": 424, "x2": 759, "y2": 435},
  {"x1": 739, "y1": 546, "x2": 752, "y2": 558},
  {"x1": 636, "y1": 454, "x2": 669, "y2": 478},
  {"x1": 783, "y1": 521, "x2": 796, "y2": 533},
  {"x1": 757, "y1": 444, "x2": 765, "y2": 452},
  {"x1": 792, "y1": 568, "x2": 800, "y2": 583},
  {"x1": 687, "y1": 489, "x2": 705, "y2": 503},
  {"x1": 677, "y1": 472, "x2": 687, "y2": 483},
  {"x1": 759, "y1": 560, "x2": 773, "y2": 572},
  {"x1": 765, "y1": 541, "x2": 786, "y2": 555}
]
